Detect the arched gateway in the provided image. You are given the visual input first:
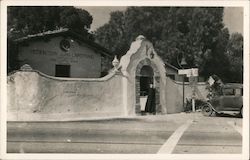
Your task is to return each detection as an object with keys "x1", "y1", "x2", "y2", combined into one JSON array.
[
  {"x1": 119, "y1": 35, "x2": 167, "y2": 115},
  {"x1": 135, "y1": 59, "x2": 161, "y2": 114}
]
